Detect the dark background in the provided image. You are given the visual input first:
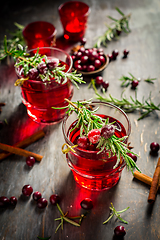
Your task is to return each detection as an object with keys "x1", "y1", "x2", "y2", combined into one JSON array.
[{"x1": 0, "y1": 0, "x2": 160, "y2": 239}]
